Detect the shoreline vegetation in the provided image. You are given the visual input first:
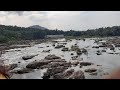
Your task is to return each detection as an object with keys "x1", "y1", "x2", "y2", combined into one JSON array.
[{"x1": 0, "y1": 25, "x2": 120, "y2": 44}]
